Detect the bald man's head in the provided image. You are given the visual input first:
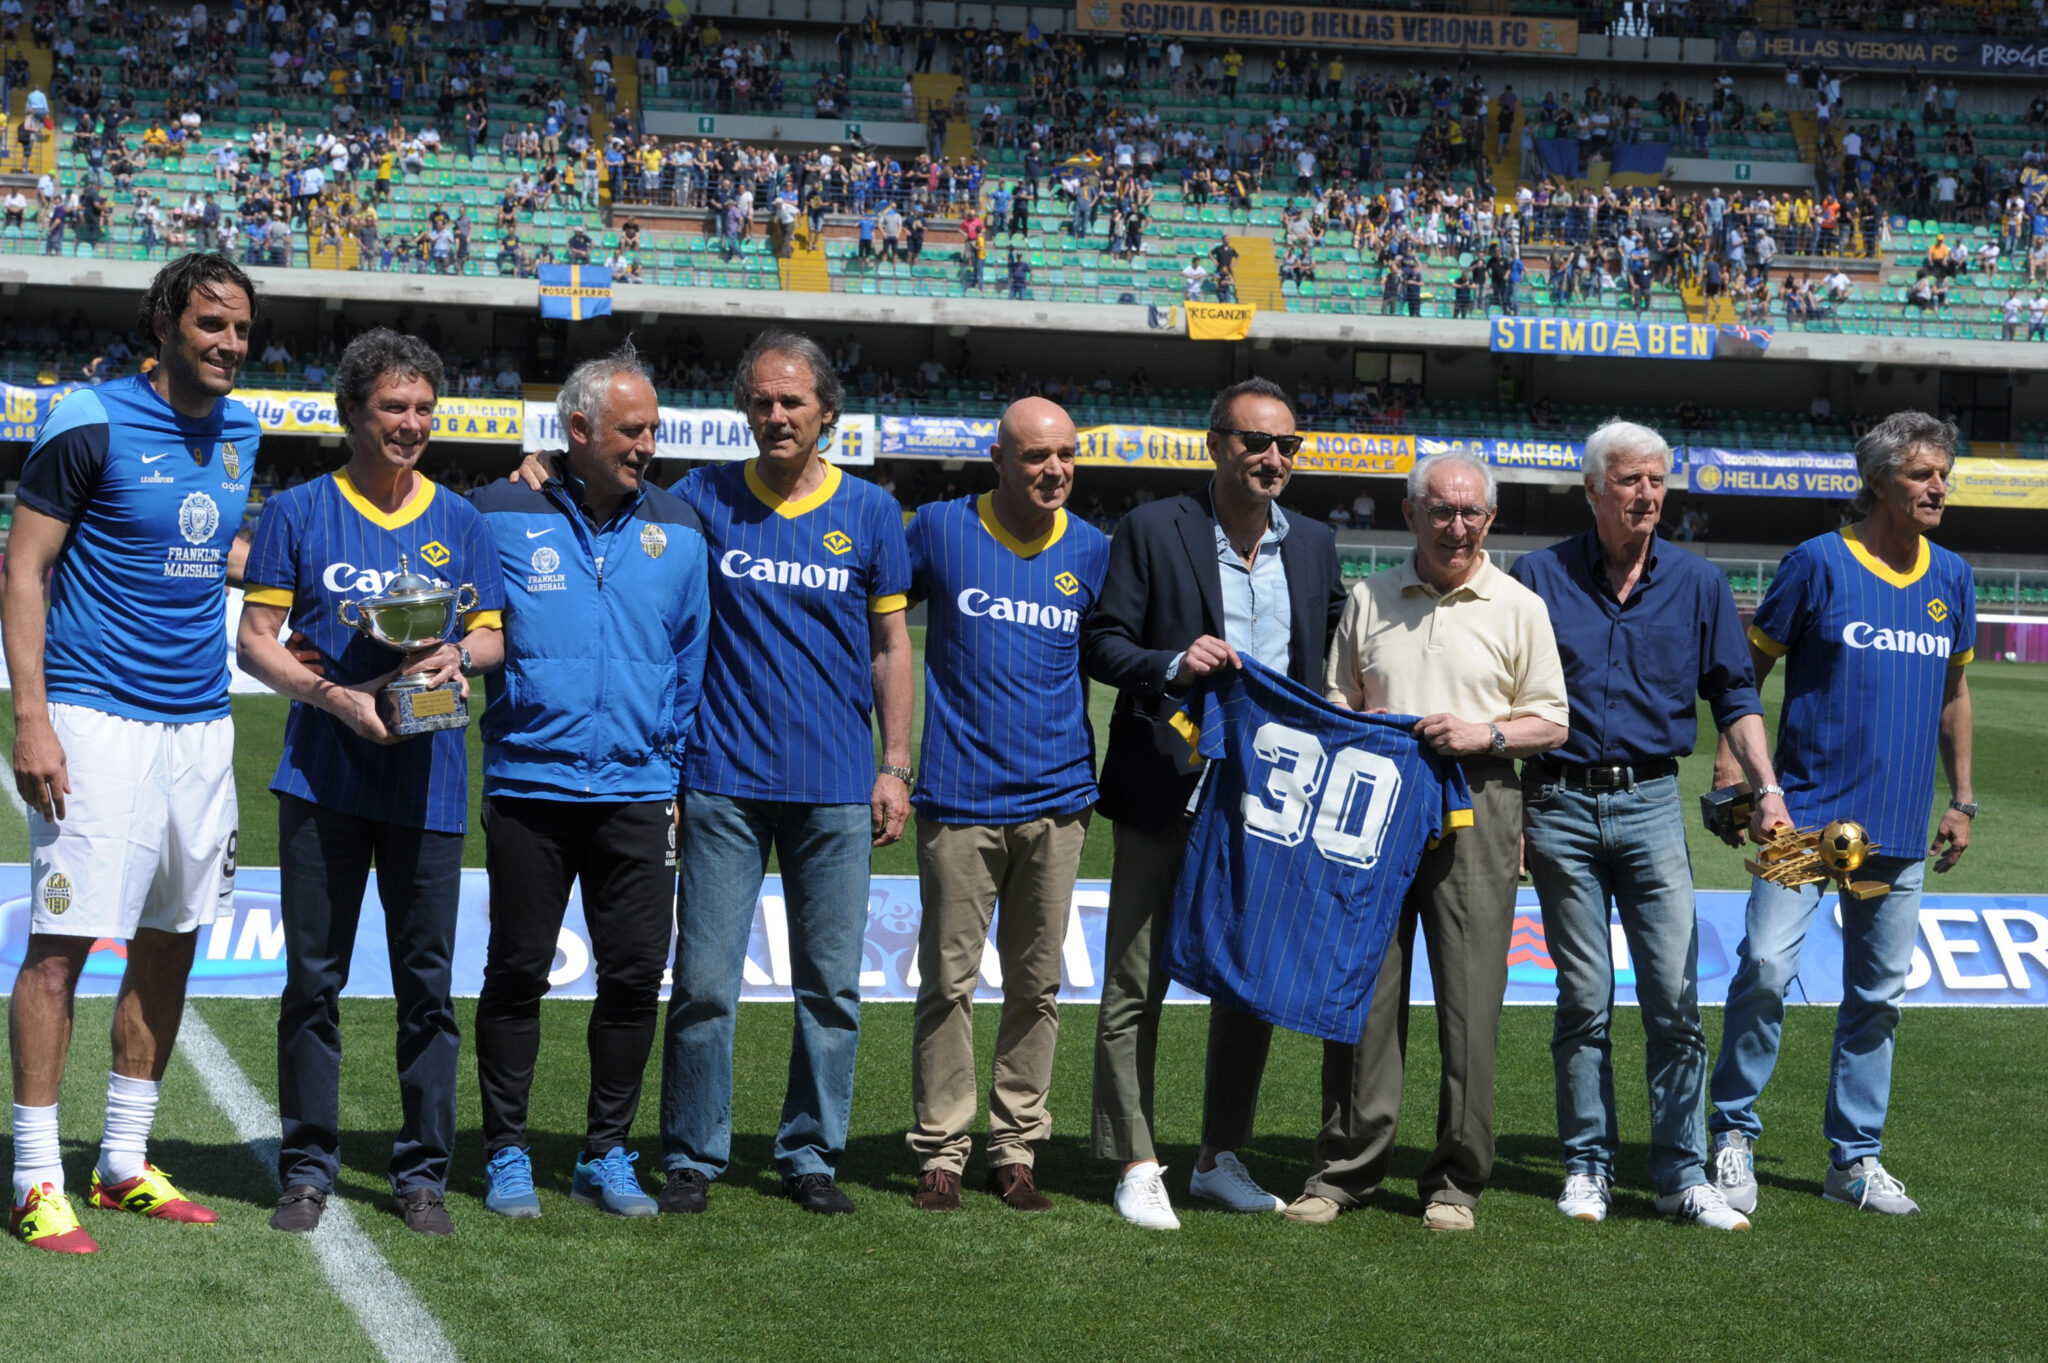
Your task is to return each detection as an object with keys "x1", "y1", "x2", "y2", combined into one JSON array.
[{"x1": 989, "y1": 396, "x2": 1080, "y2": 522}]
